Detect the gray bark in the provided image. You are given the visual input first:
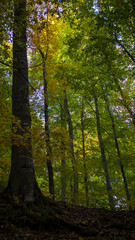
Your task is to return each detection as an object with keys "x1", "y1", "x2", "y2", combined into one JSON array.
[
  {"x1": 81, "y1": 104, "x2": 89, "y2": 207},
  {"x1": 99, "y1": 79, "x2": 132, "y2": 209},
  {"x1": 131, "y1": 0, "x2": 135, "y2": 10},
  {"x1": 106, "y1": 103, "x2": 132, "y2": 210},
  {"x1": 60, "y1": 108, "x2": 67, "y2": 202},
  {"x1": 7, "y1": 0, "x2": 41, "y2": 202},
  {"x1": 39, "y1": 49, "x2": 55, "y2": 198},
  {"x1": 63, "y1": 90, "x2": 78, "y2": 203},
  {"x1": 114, "y1": 77, "x2": 135, "y2": 124},
  {"x1": 131, "y1": 0, "x2": 135, "y2": 20},
  {"x1": 91, "y1": 79, "x2": 115, "y2": 209}
]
